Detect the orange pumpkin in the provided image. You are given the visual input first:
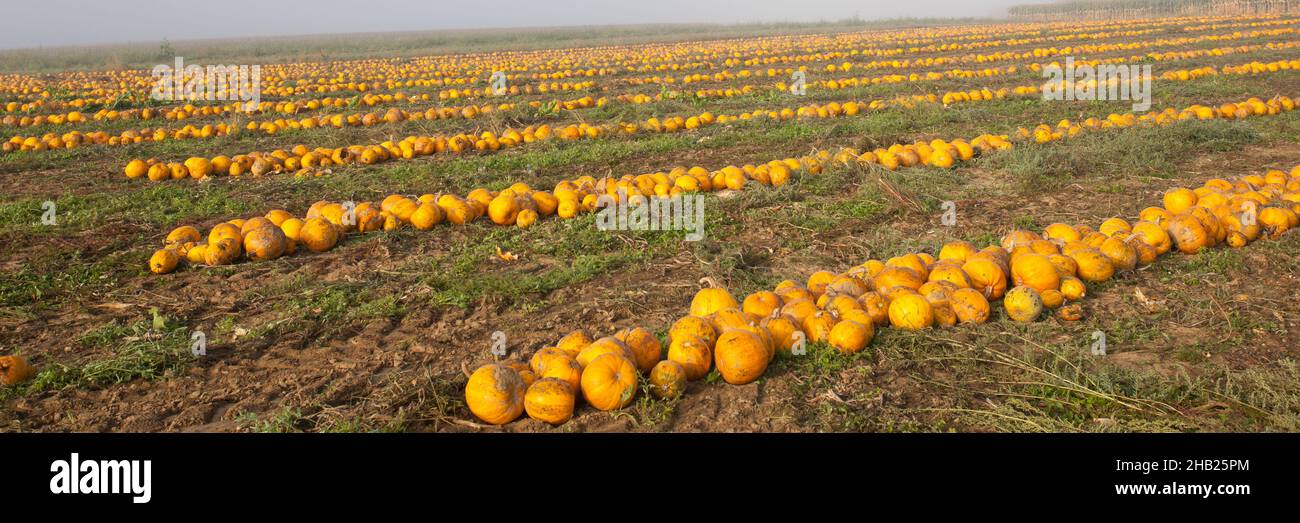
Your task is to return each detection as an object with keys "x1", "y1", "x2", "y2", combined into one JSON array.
[
  {"x1": 667, "y1": 335, "x2": 712, "y2": 380},
  {"x1": 828, "y1": 320, "x2": 873, "y2": 354},
  {"x1": 649, "y1": 360, "x2": 688, "y2": 399},
  {"x1": 949, "y1": 287, "x2": 991, "y2": 324},
  {"x1": 0, "y1": 355, "x2": 36, "y2": 386},
  {"x1": 555, "y1": 330, "x2": 593, "y2": 358},
  {"x1": 713, "y1": 330, "x2": 769, "y2": 385},
  {"x1": 689, "y1": 280, "x2": 739, "y2": 317},
  {"x1": 465, "y1": 364, "x2": 526, "y2": 425},
  {"x1": 1004, "y1": 286, "x2": 1044, "y2": 322},
  {"x1": 576, "y1": 337, "x2": 633, "y2": 368},
  {"x1": 668, "y1": 315, "x2": 717, "y2": 348},
  {"x1": 1010, "y1": 253, "x2": 1060, "y2": 293},
  {"x1": 525, "y1": 378, "x2": 576, "y2": 425},
  {"x1": 580, "y1": 354, "x2": 638, "y2": 411},
  {"x1": 614, "y1": 327, "x2": 662, "y2": 374}
]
